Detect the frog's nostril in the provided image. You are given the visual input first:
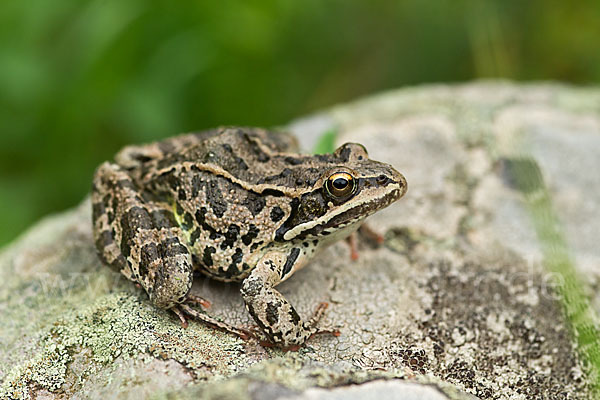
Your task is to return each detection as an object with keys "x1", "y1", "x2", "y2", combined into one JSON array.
[{"x1": 376, "y1": 174, "x2": 388, "y2": 184}]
